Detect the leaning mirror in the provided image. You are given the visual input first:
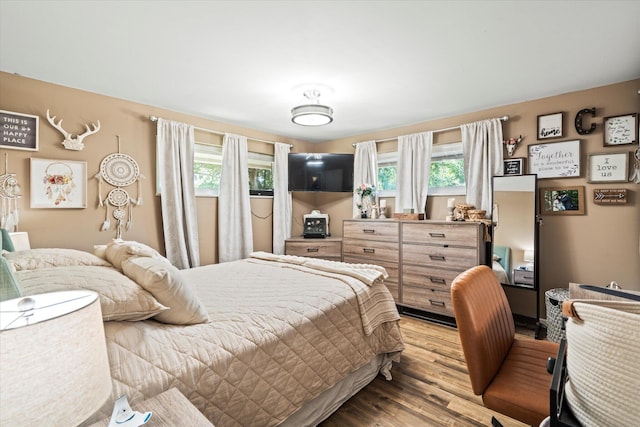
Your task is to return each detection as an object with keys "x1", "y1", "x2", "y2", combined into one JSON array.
[{"x1": 491, "y1": 175, "x2": 537, "y2": 288}]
